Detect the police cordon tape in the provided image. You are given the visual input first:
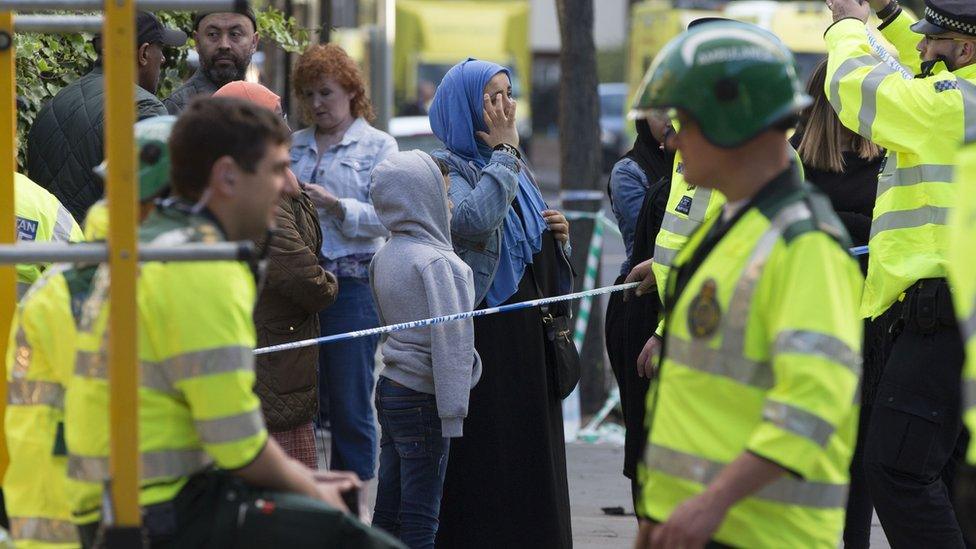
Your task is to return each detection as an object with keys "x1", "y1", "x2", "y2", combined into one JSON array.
[
  {"x1": 253, "y1": 281, "x2": 641, "y2": 355},
  {"x1": 253, "y1": 228, "x2": 869, "y2": 356}
]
